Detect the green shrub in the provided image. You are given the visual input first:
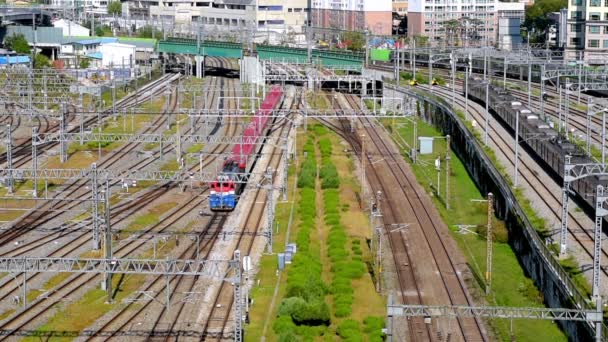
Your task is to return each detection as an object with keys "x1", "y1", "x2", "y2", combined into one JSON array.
[
  {"x1": 278, "y1": 297, "x2": 331, "y2": 326},
  {"x1": 318, "y1": 138, "x2": 332, "y2": 158},
  {"x1": 273, "y1": 315, "x2": 297, "y2": 334},
  {"x1": 337, "y1": 319, "x2": 361, "y2": 339},
  {"x1": 278, "y1": 331, "x2": 299, "y2": 342},
  {"x1": 363, "y1": 316, "x2": 384, "y2": 333},
  {"x1": 313, "y1": 125, "x2": 329, "y2": 137}
]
